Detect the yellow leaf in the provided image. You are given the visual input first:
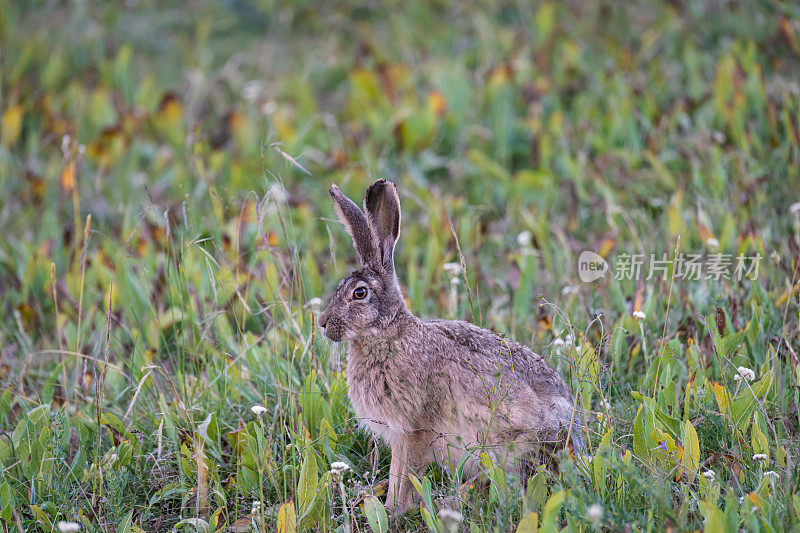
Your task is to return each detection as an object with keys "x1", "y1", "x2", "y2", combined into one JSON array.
[
  {"x1": 60, "y1": 161, "x2": 76, "y2": 192},
  {"x1": 711, "y1": 382, "x2": 731, "y2": 416},
  {"x1": 597, "y1": 237, "x2": 615, "y2": 258},
  {"x1": 1, "y1": 104, "x2": 23, "y2": 146},
  {"x1": 427, "y1": 90, "x2": 446, "y2": 116},
  {"x1": 158, "y1": 94, "x2": 183, "y2": 124},
  {"x1": 516, "y1": 511, "x2": 539, "y2": 533},
  {"x1": 276, "y1": 501, "x2": 297, "y2": 533},
  {"x1": 682, "y1": 419, "x2": 700, "y2": 474}
]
